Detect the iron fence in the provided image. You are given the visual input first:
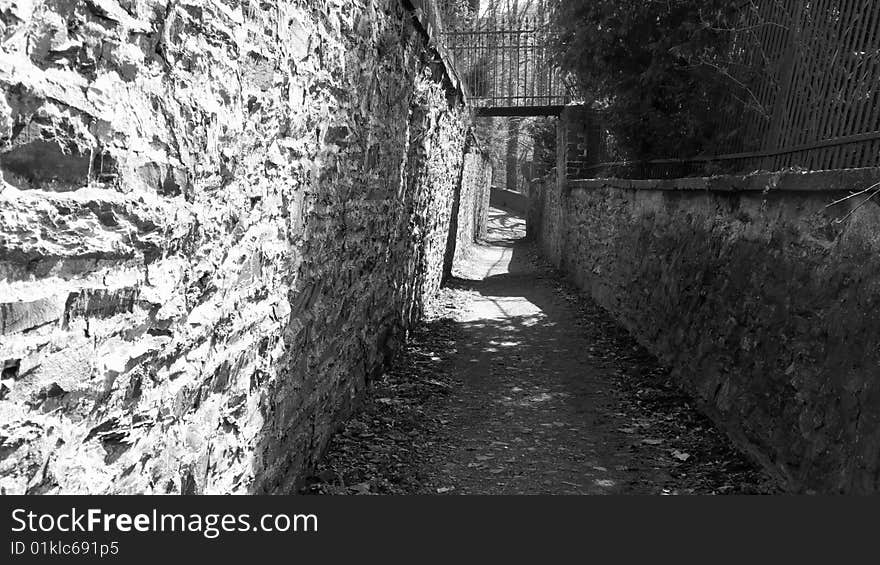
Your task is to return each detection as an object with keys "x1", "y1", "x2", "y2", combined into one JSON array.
[
  {"x1": 583, "y1": 0, "x2": 880, "y2": 178},
  {"x1": 442, "y1": 15, "x2": 572, "y2": 114}
]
